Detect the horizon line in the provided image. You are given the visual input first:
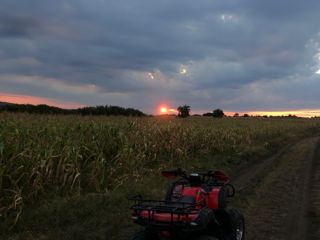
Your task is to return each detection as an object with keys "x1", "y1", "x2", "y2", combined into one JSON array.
[{"x1": 1, "y1": 93, "x2": 320, "y2": 118}]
